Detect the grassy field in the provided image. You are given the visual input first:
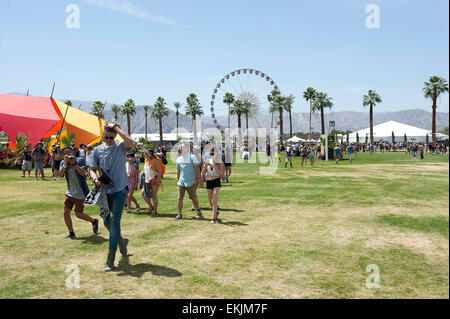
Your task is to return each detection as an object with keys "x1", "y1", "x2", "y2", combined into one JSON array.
[{"x1": 0, "y1": 151, "x2": 448, "y2": 298}]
